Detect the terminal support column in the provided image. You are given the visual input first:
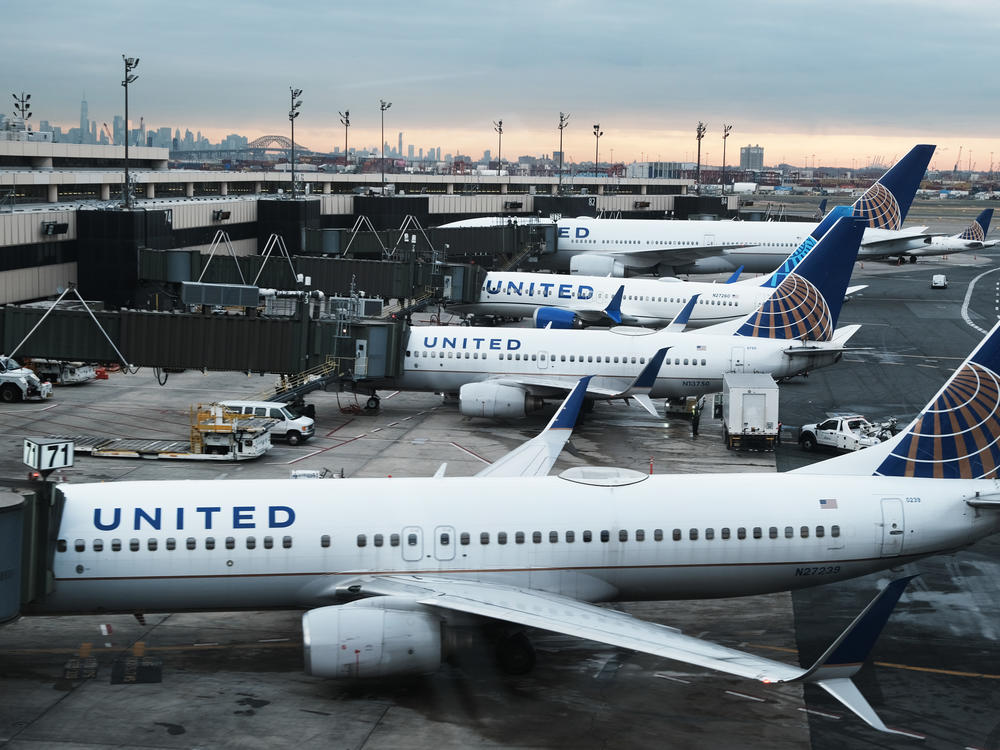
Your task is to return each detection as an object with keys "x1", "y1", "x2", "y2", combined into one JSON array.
[
  {"x1": 220, "y1": 182, "x2": 228, "y2": 197},
  {"x1": 145, "y1": 183, "x2": 155, "y2": 199},
  {"x1": 186, "y1": 182, "x2": 194, "y2": 198},
  {"x1": 47, "y1": 185, "x2": 58, "y2": 203}
]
